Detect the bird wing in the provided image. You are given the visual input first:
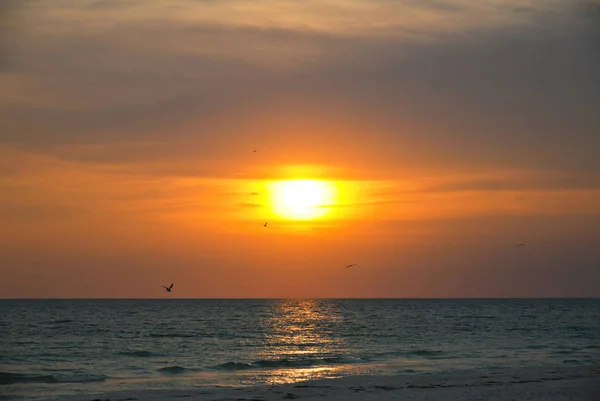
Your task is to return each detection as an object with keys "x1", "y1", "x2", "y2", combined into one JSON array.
[
  {"x1": 161, "y1": 285, "x2": 168, "y2": 289},
  {"x1": 168, "y1": 283, "x2": 174, "y2": 290}
]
